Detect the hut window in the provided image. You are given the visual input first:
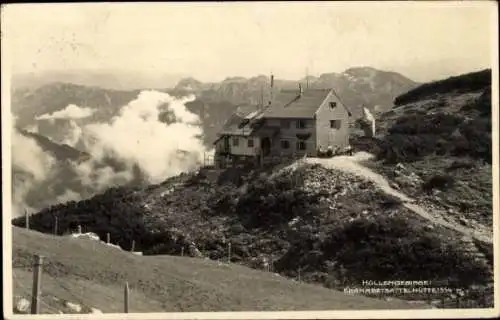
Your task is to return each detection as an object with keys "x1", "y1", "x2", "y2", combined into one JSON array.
[
  {"x1": 330, "y1": 102, "x2": 337, "y2": 109},
  {"x1": 247, "y1": 139, "x2": 254, "y2": 148},
  {"x1": 330, "y1": 120, "x2": 341, "y2": 129},
  {"x1": 297, "y1": 141, "x2": 307, "y2": 150}
]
